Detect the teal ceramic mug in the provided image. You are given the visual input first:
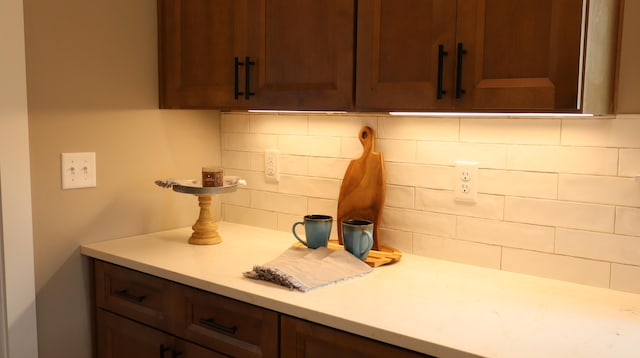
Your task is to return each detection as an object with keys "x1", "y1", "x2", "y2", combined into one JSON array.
[
  {"x1": 342, "y1": 219, "x2": 374, "y2": 260},
  {"x1": 292, "y1": 215, "x2": 333, "y2": 249}
]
